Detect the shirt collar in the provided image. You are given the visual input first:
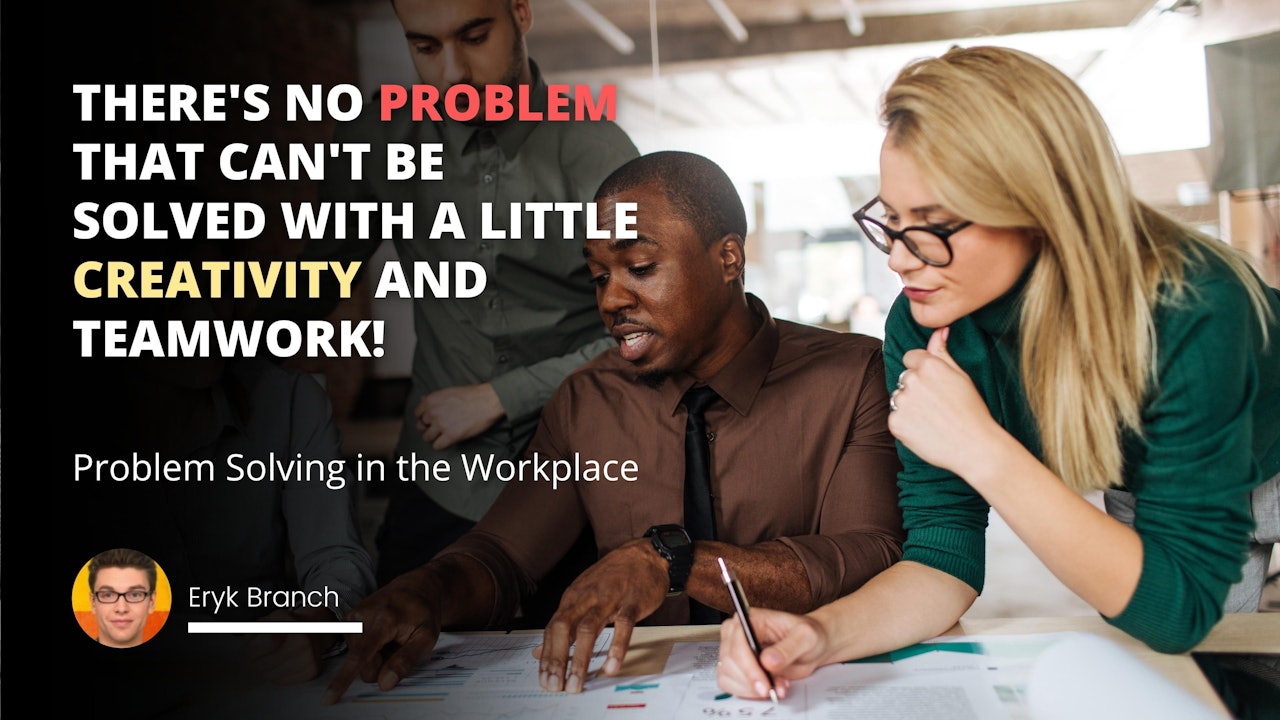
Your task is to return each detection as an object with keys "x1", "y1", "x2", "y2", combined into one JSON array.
[
  {"x1": 661, "y1": 293, "x2": 779, "y2": 417},
  {"x1": 439, "y1": 58, "x2": 549, "y2": 160}
]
